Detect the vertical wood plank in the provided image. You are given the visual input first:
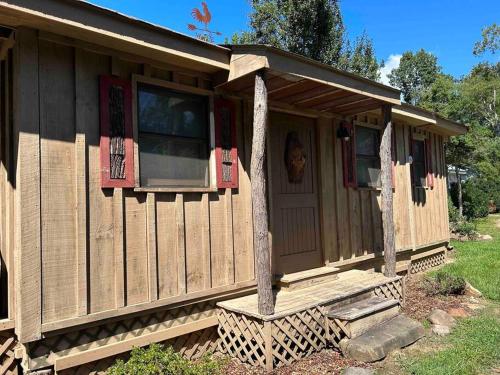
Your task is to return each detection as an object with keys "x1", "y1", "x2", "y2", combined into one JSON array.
[
  {"x1": 175, "y1": 193, "x2": 187, "y2": 295},
  {"x1": 317, "y1": 117, "x2": 338, "y2": 262},
  {"x1": 360, "y1": 190, "x2": 373, "y2": 255},
  {"x1": 404, "y1": 124, "x2": 417, "y2": 250},
  {"x1": 349, "y1": 189, "x2": 362, "y2": 257},
  {"x1": 13, "y1": 28, "x2": 41, "y2": 342},
  {"x1": 39, "y1": 40, "x2": 78, "y2": 323},
  {"x1": 146, "y1": 193, "x2": 158, "y2": 301},
  {"x1": 232, "y1": 99, "x2": 255, "y2": 283},
  {"x1": 156, "y1": 193, "x2": 179, "y2": 298},
  {"x1": 74, "y1": 48, "x2": 88, "y2": 317},
  {"x1": 113, "y1": 188, "x2": 125, "y2": 308}
]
